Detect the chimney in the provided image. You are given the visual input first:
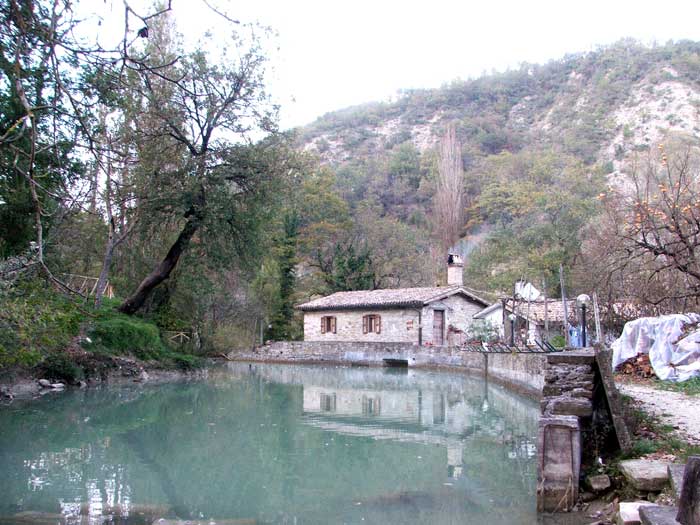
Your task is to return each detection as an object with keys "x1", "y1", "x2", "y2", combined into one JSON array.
[{"x1": 447, "y1": 253, "x2": 464, "y2": 286}]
